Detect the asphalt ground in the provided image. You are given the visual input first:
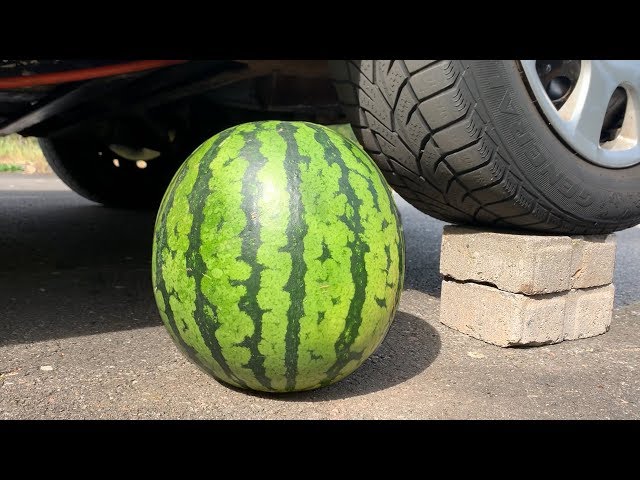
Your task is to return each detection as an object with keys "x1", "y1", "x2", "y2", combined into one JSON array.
[{"x1": 1, "y1": 174, "x2": 639, "y2": 419}]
